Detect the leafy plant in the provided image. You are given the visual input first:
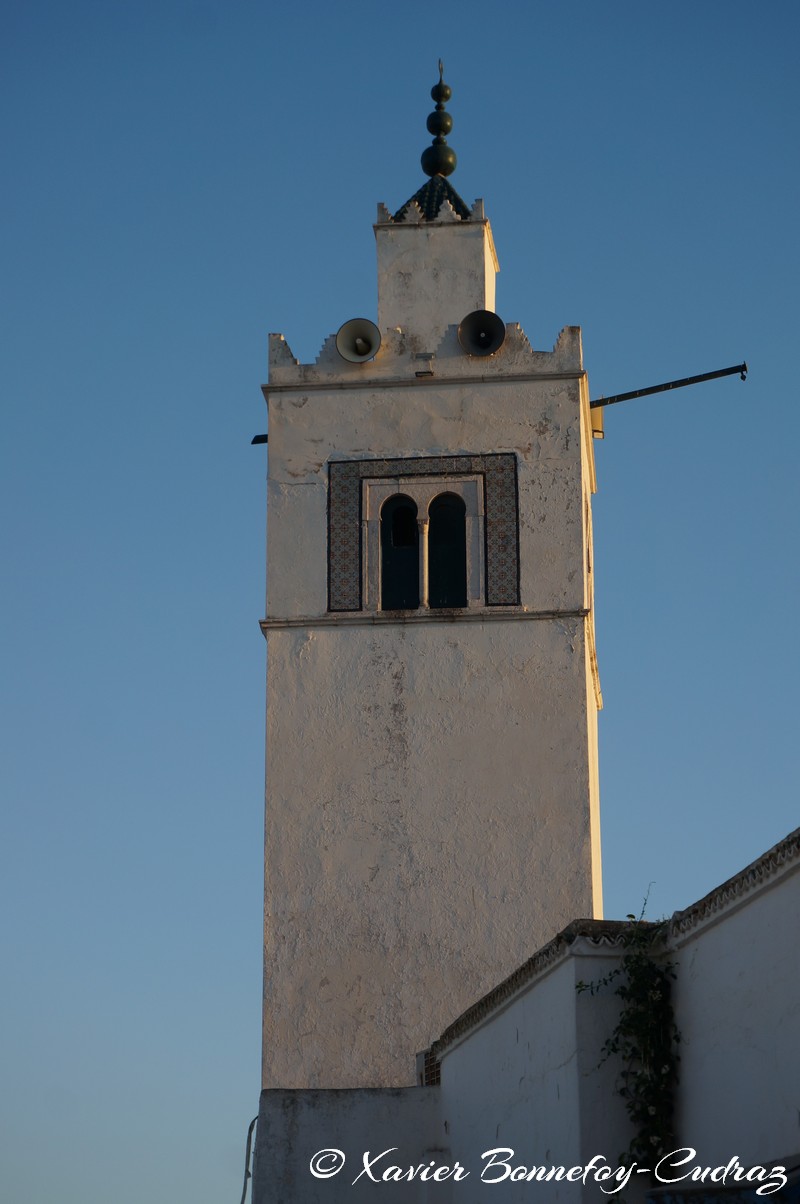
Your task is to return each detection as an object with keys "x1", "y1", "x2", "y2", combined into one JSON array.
[{"x1": 577, "y1": 914, "x2": 681, "y2": 1172}]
